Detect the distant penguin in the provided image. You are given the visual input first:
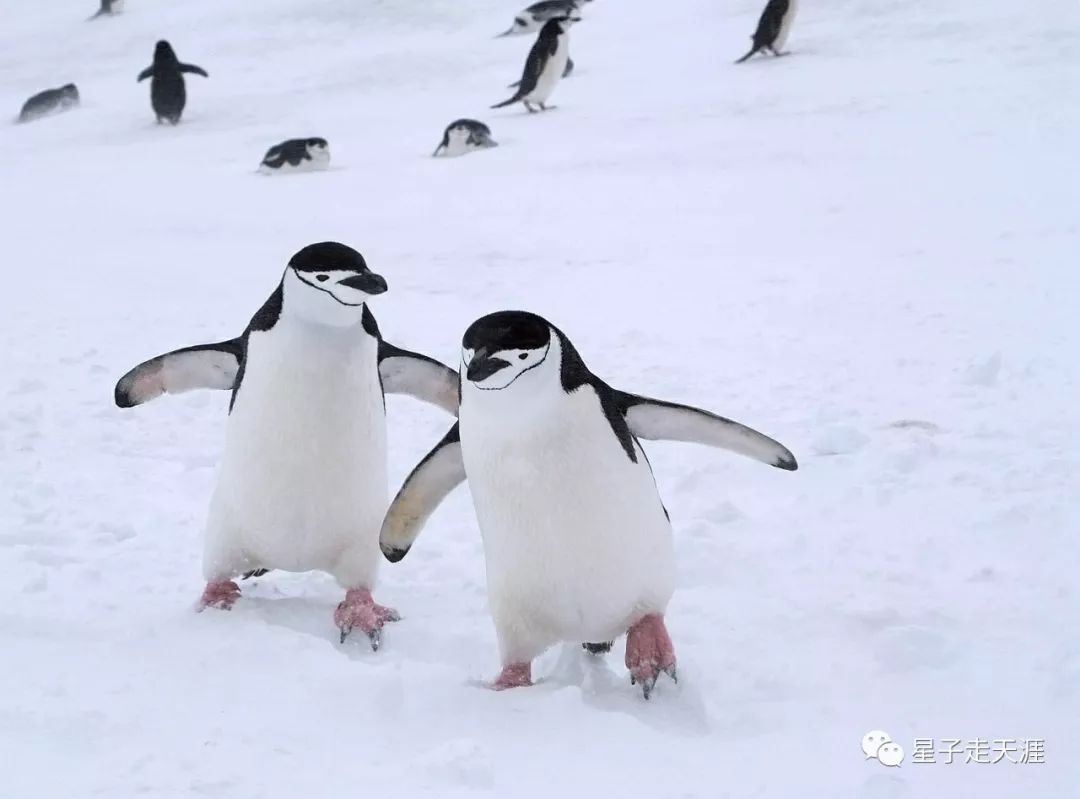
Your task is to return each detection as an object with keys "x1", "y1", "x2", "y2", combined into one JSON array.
[
  {"x1": 380, "y1": 311, "x2": 798, "y2": 697},
  {"x1": 137, "y1": 40, "x2": 208, "y2": 125},
  {"x1": 89, "y1": 0, "x2": 123, "y2": 19},
  {"x1": 432, "y1": 120, "x2": 498, "y2": 157},
  {"x1": 114, "y1": 242, "x2": 460, "y2": 649},
  {"x1": 496, "y1": 0, "x2": 587, "y2": 37},
  {"x1": 17, "y1": 84, "x2": 79, "y2": 123},
  {"x1": 735, "y1": 0, "x2": 798, "y2": 63},
  {"x1": 492, "y1": 15, "x2": 577, "y2": 113},
  {"x1": 258, "y1": 138, "x2": 330, "y2": 174}
]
